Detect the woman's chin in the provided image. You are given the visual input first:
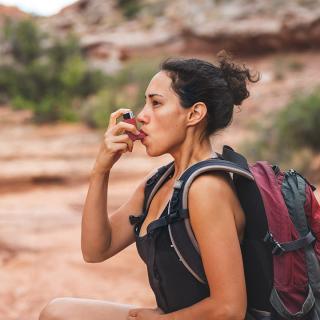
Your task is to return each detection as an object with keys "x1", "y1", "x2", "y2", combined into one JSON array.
[
  {"x1": 141, "y1": 137, "x2": 165, "y2": 157},
  {"x1": 143, "y1": 145, "x2": 163, "y2": 157},
  {"x1": 145, "y1": 148, "x2": 159, "y2": 157}
]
